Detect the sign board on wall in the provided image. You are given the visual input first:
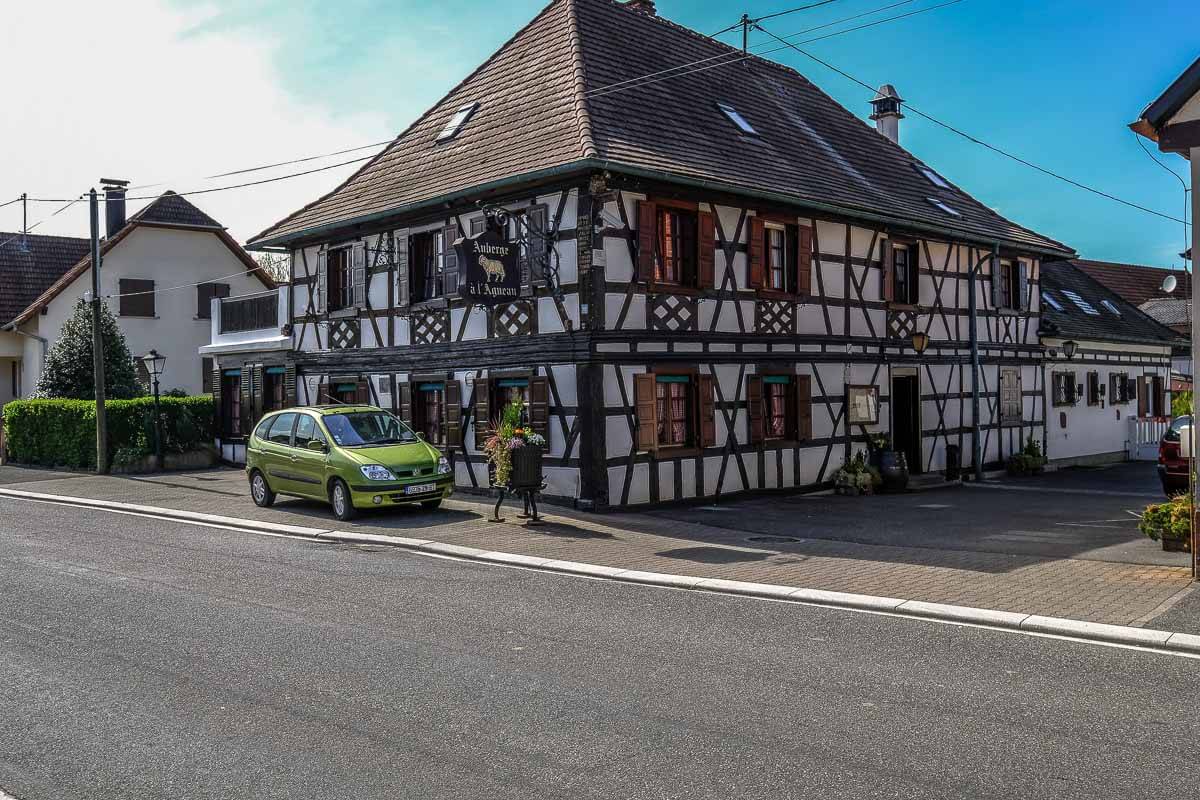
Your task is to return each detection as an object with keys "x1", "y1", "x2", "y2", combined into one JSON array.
[{"x1": 455, "y1": 228, "x2": 520, "y2": 306}]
